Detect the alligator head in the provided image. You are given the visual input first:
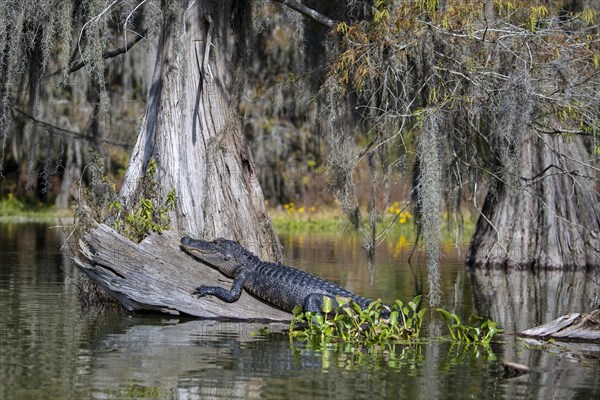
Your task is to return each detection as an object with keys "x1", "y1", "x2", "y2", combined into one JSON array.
[{"x1": 180, "y1": 236, "x2": 251, "y2": 276}]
